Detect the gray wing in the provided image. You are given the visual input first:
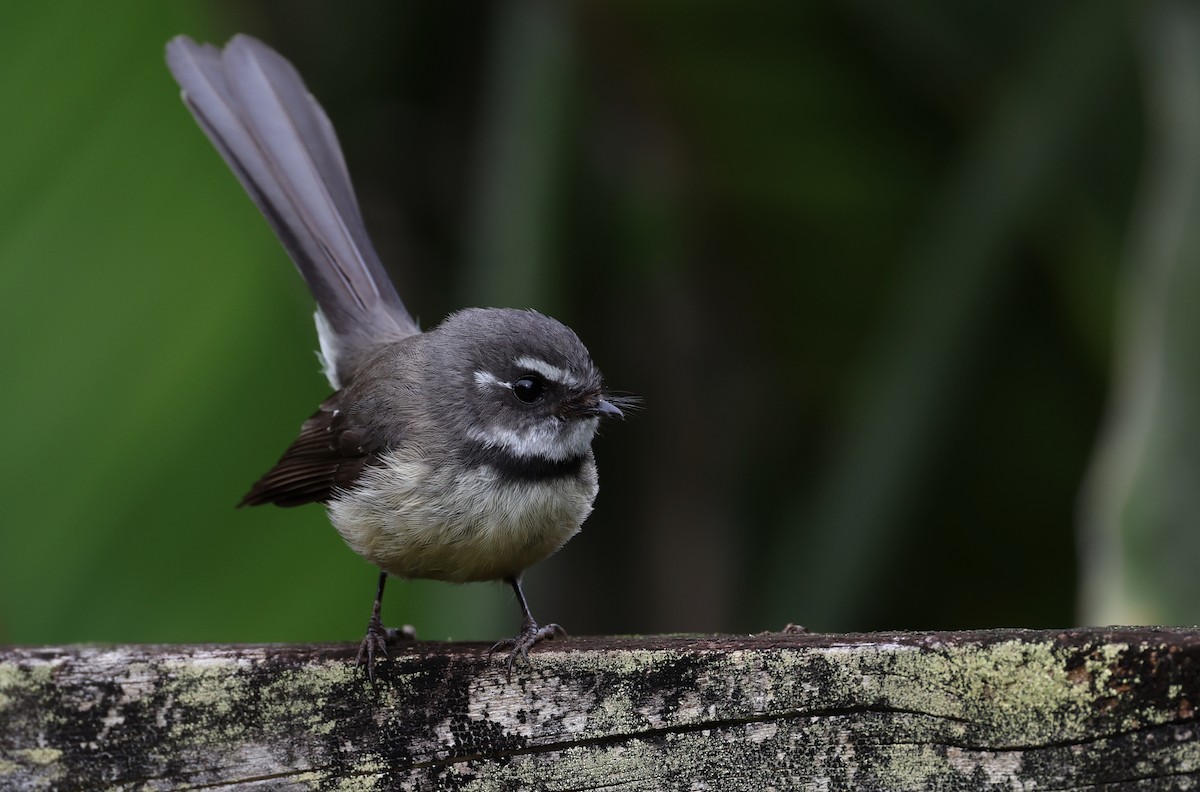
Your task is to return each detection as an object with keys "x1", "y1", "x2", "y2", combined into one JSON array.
[{"x1": 165, "y1": 34, "x2": 419, "y2": 388}]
